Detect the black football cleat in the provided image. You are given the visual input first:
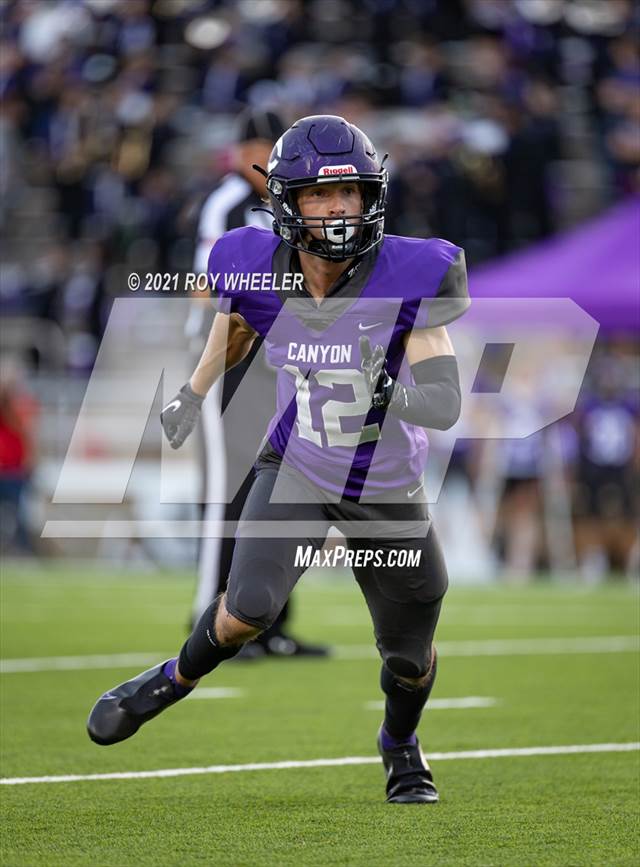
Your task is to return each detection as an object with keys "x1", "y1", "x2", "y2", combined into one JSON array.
[
  {"x1": 87, "y1": 661, "x2": 187, "y2": 746},
  {"x1": 232, "y1": 641, "x2": 267, "y2": 661},
  {"x1": 377, "y1": 729, "x2": 439, "y2": 804},
  {"x1": 261, "y1": 633, "x2": 330, "y2": 658}
]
